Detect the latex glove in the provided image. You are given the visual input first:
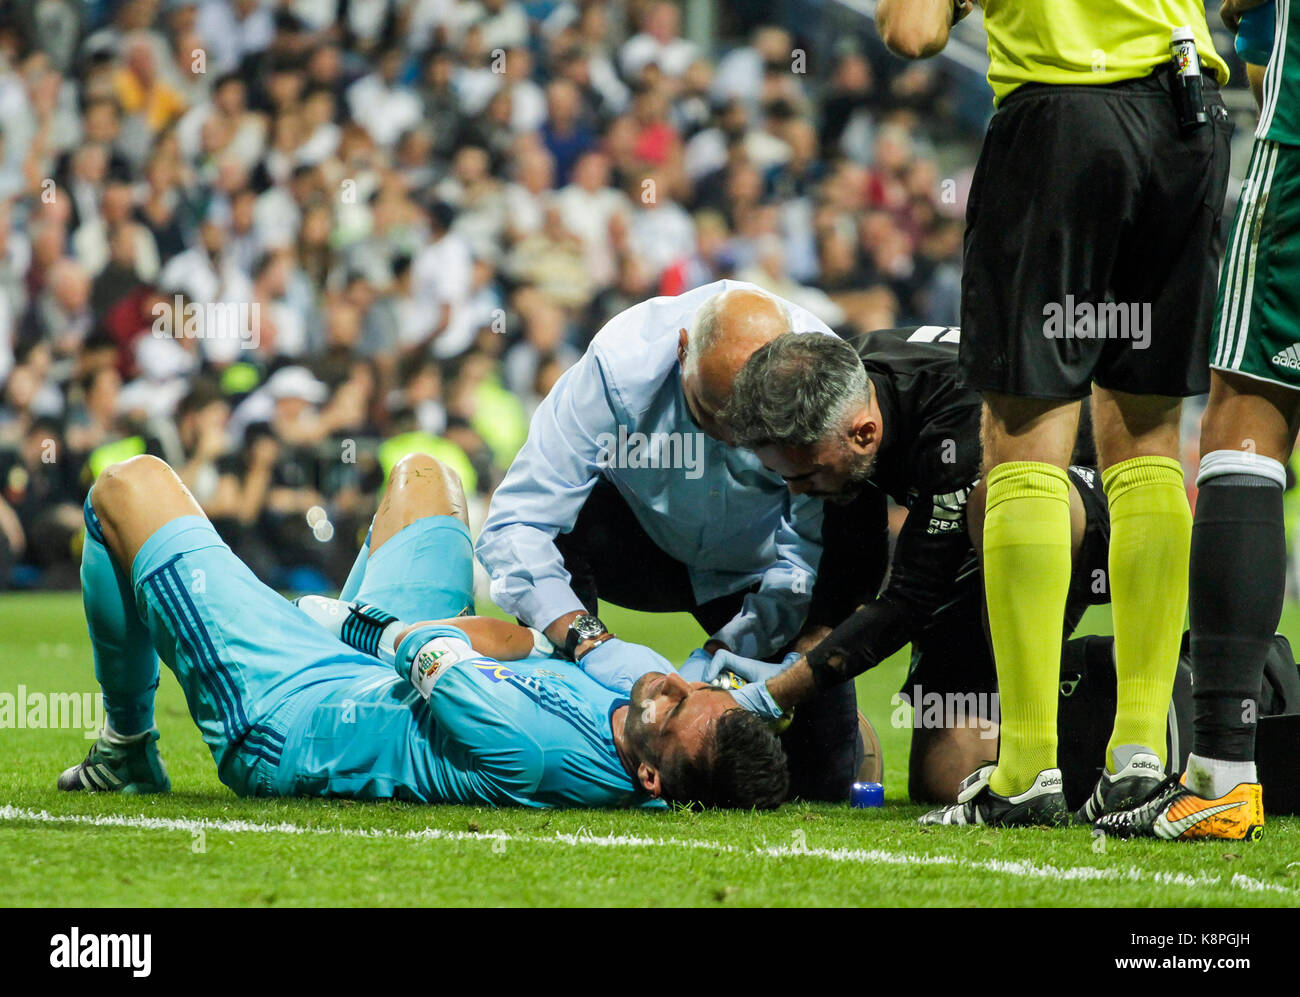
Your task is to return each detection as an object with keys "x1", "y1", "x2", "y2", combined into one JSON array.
[
  {"x1": 705, "y1": 649, "x2": 801, "y2": 686},
  {"x1": 730, "y1": 680, "x2": 785, "y2": 721},
  {"x1": 578, "y1": 637, "x2": 673, "y2": 696},
  {"x1": 677, "y1": 647, "x2": 713, "y2": 684}
]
